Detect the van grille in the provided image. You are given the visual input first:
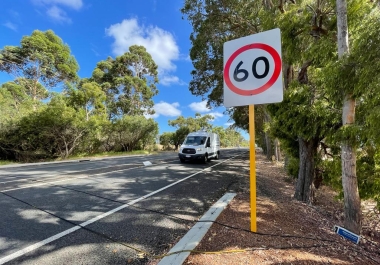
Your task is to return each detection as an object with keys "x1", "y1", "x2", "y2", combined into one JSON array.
[{"x1": 182, "y1": 148, "x2": 196, "y2": 154}]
